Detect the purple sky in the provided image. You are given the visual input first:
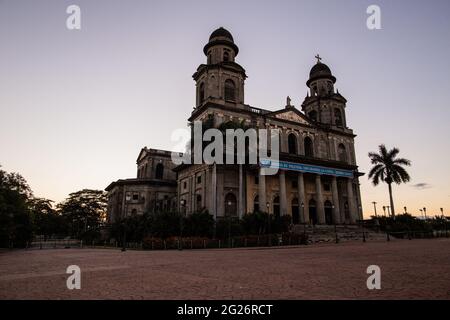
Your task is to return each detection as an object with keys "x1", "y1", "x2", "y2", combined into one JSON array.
[{"x1": 1, "y1": 0, "x2": 449, "y2": 217}]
